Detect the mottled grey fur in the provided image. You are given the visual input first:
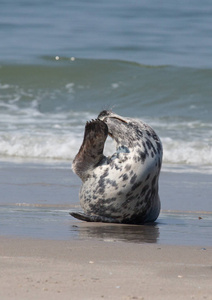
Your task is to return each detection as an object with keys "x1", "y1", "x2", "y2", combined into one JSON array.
[{"x1": 70, "y1": 110, "x2": 163, "y2": 224}]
